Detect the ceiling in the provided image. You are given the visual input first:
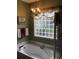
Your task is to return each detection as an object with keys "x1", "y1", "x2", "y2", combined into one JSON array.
[
  {"x1": 22, "y1": 0, "x2": 40, "y2": 3},
  {"x1": 21, "y1": 0, "x2": 62, "y2": 9}
]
